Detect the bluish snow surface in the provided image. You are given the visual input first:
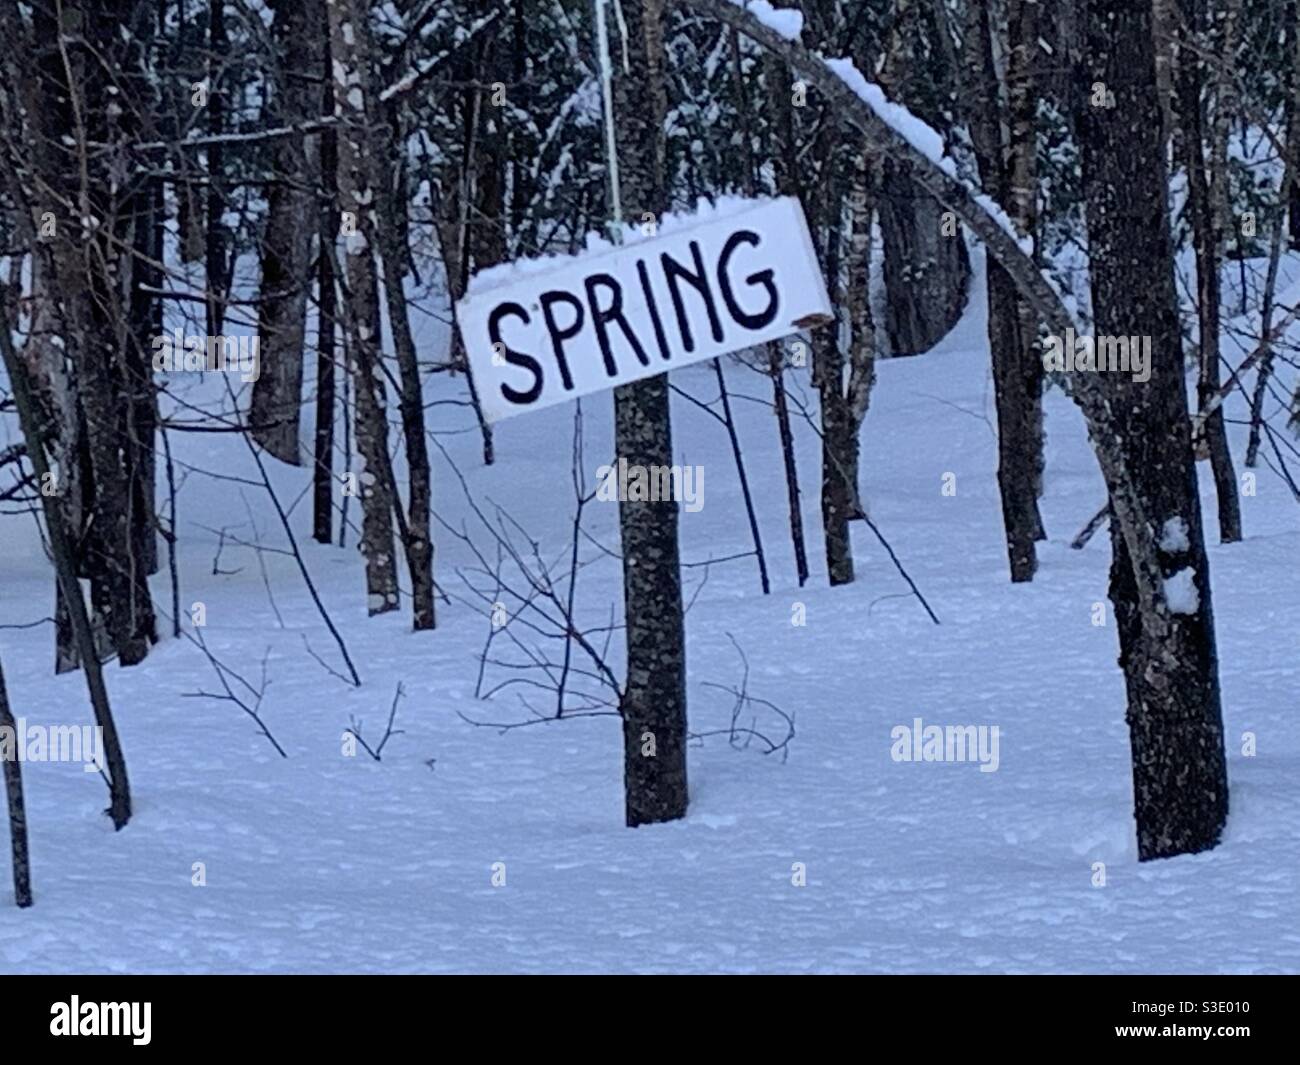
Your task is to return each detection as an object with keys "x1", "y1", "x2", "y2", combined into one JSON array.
[{"x1": 1, "y1": 250, "x2": 1297, "y2": 974}]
